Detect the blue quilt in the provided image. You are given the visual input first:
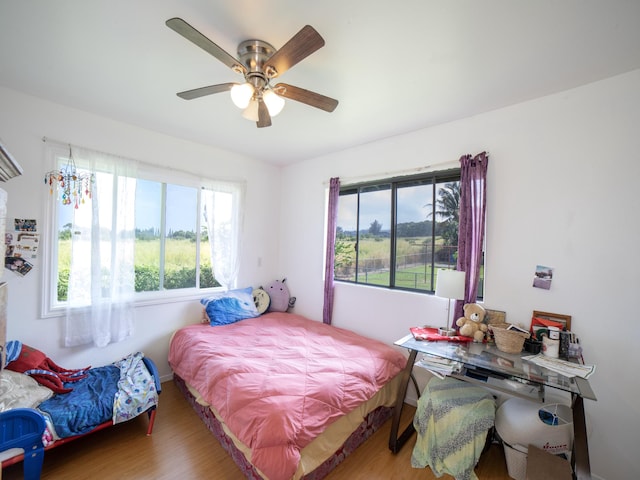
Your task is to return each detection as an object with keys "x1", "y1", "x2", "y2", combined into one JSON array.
[{"x1": 38, "y1": 365, "x2": 120, "y2": 438}]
